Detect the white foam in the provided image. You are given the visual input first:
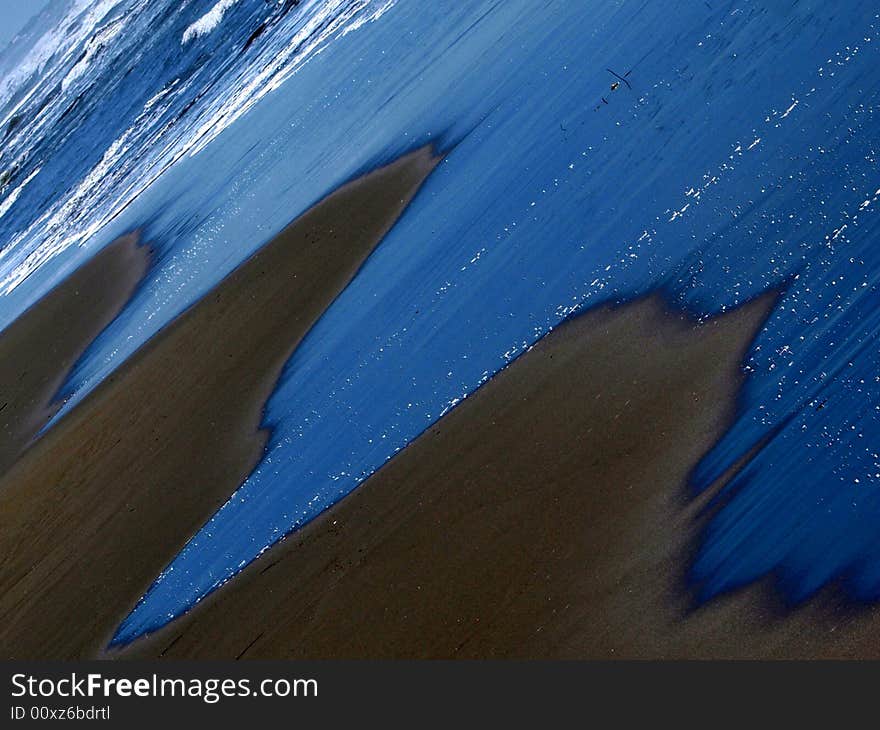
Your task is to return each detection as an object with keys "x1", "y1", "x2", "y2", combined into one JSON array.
[
  {"x1": 0, "y1": 166, "x2": 41, "y2": 220},
  {"x1": 0, "y1": 0, "x2": 398, "y2": 297},
  {"x1": 182, "y1": 0, "x2": 241, "y2": 44},
  {"x1": 0, "y1": 0, "x2": 119, "y2": 111},
  {"x1": 780, "y1": 99, "x2": 799, "y2": 118},
  {"x1": 61, "y1": 15, "x2": 126, "y2": 92},
  {"x1": 184, "y1": 0, "x2": 398, "y2": 157}
]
